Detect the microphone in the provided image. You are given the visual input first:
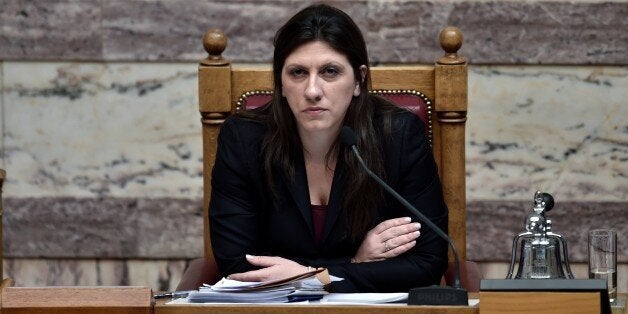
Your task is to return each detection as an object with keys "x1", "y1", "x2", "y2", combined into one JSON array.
[{"x1": 340, "y1": 126, "x2": 468, "y2": 306}]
